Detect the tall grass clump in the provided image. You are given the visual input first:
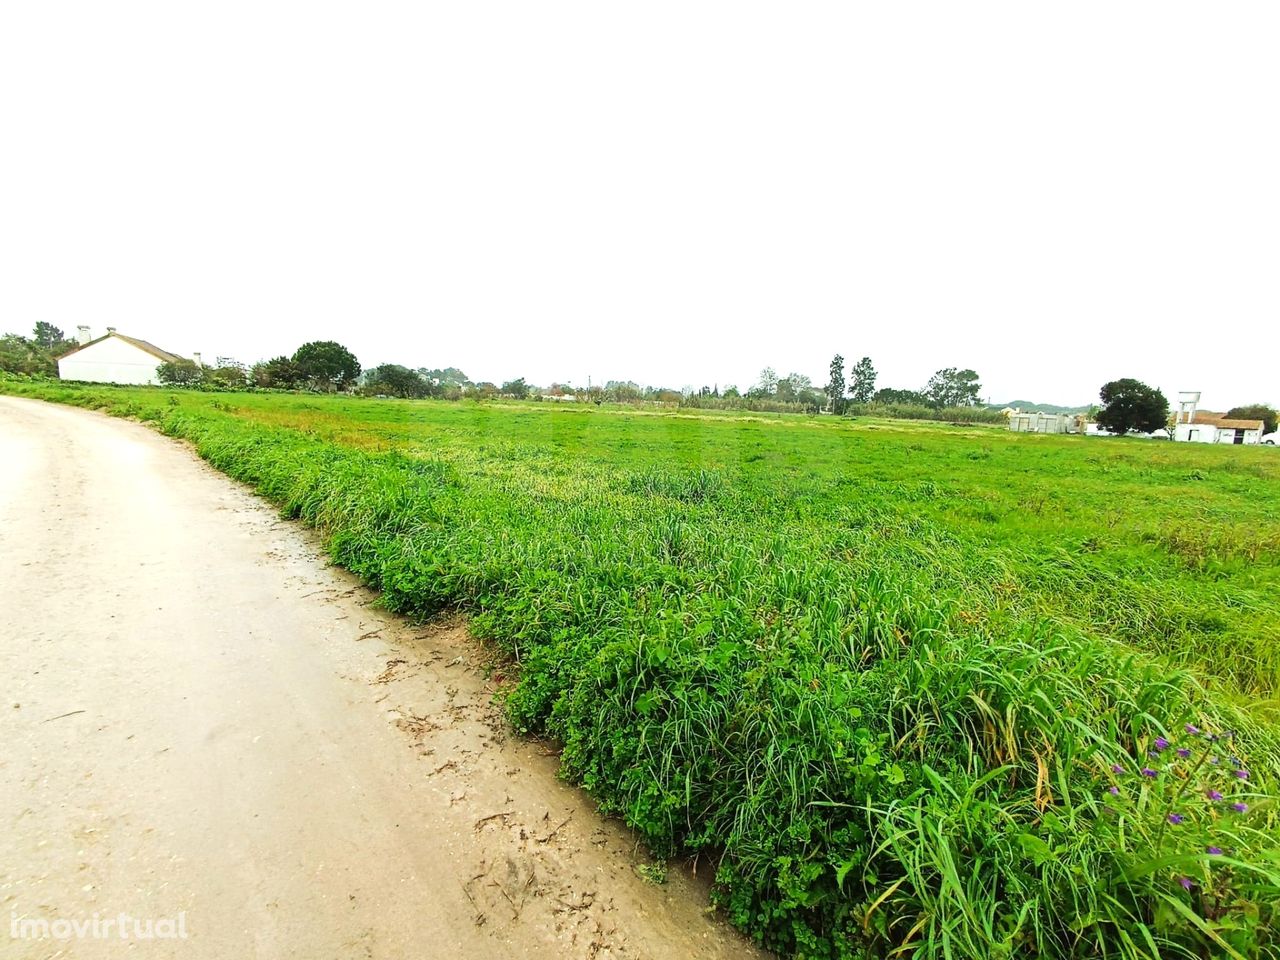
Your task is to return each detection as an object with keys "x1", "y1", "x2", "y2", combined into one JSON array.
[{"x1": 5, "y1": 380, "x2": 1279, "y2": 959}]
